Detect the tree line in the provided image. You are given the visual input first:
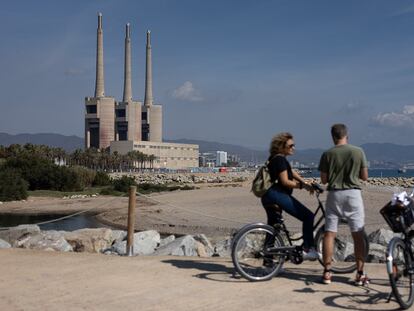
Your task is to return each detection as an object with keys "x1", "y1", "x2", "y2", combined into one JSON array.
[
  {"x1": 0, "y1": 144, "x2": 158, "y2": 201},
  {"x1": 0, "y1": 144, "x2": 157, "y2": 171}
]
